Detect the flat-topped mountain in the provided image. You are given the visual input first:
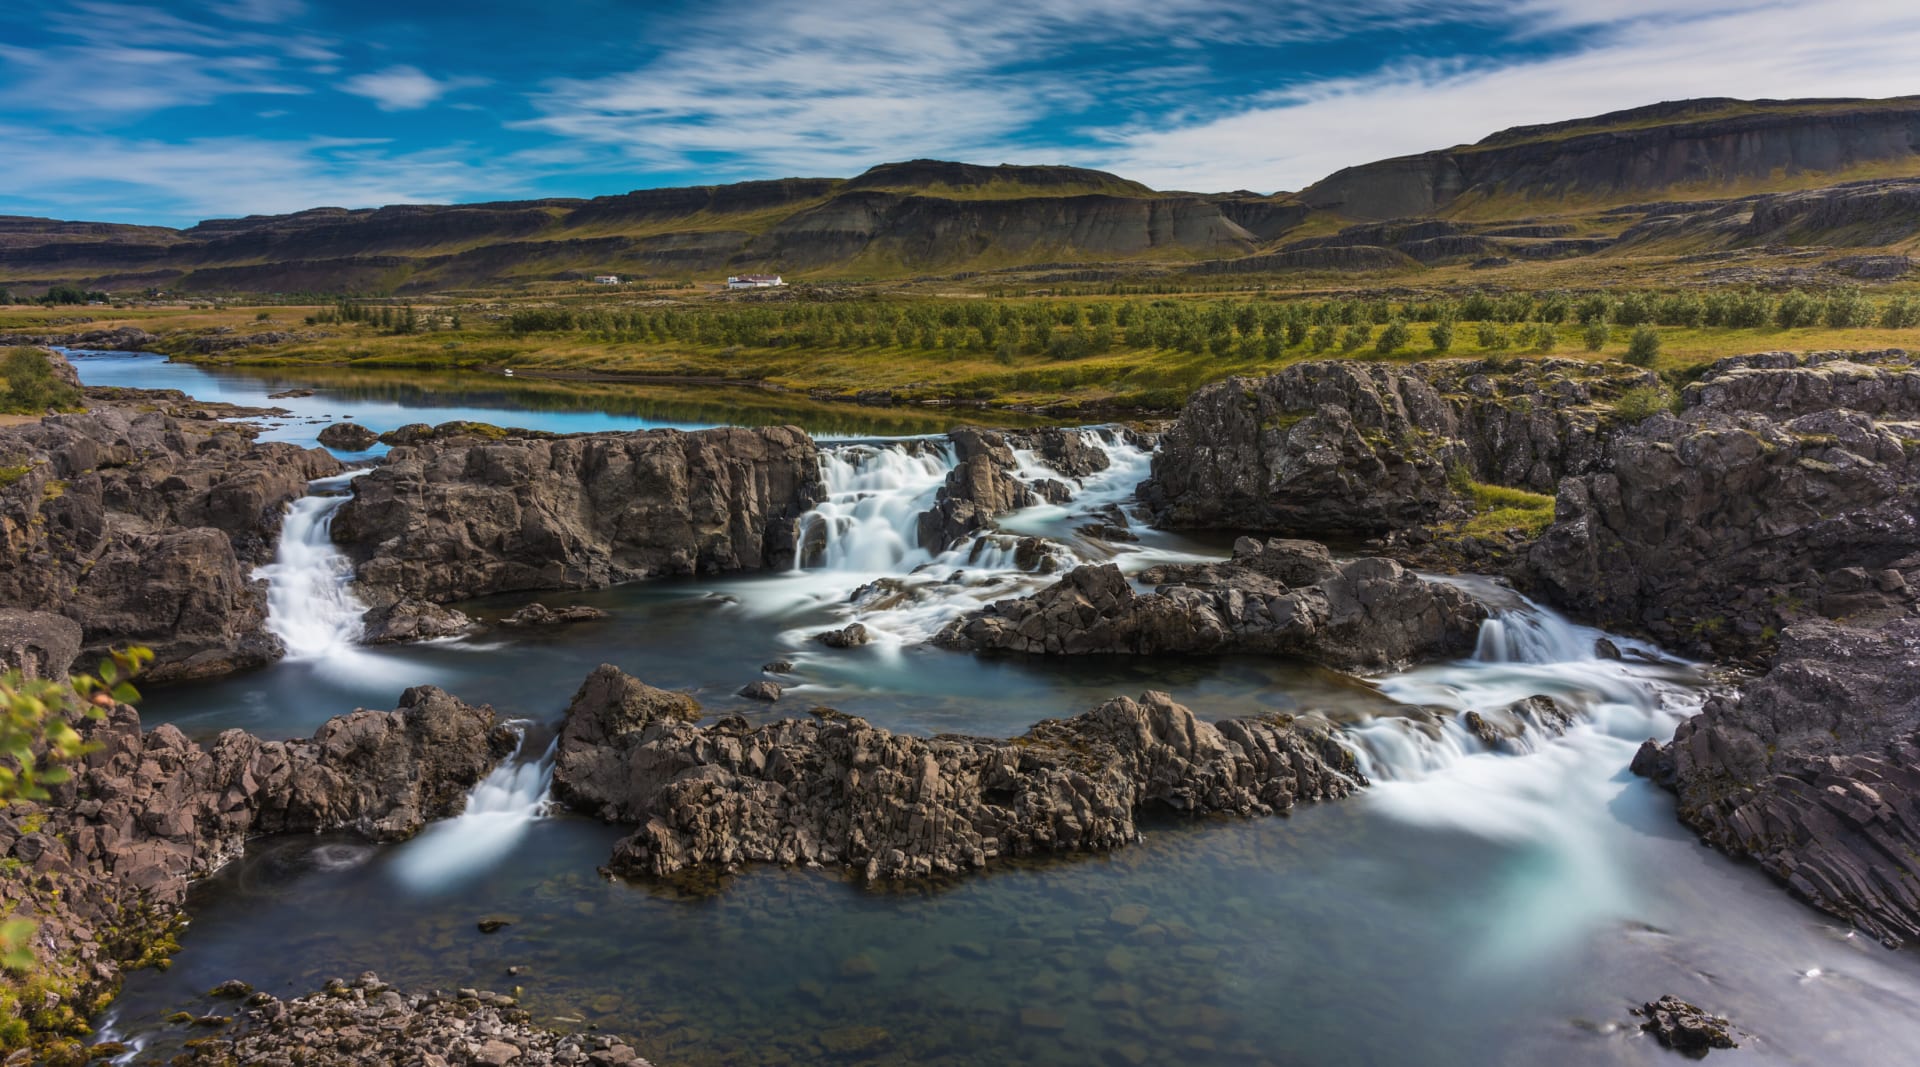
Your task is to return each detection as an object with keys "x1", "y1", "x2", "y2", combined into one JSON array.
[{"x1": 8, "y1": 96, "x2": 1920, "y2": 293}]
